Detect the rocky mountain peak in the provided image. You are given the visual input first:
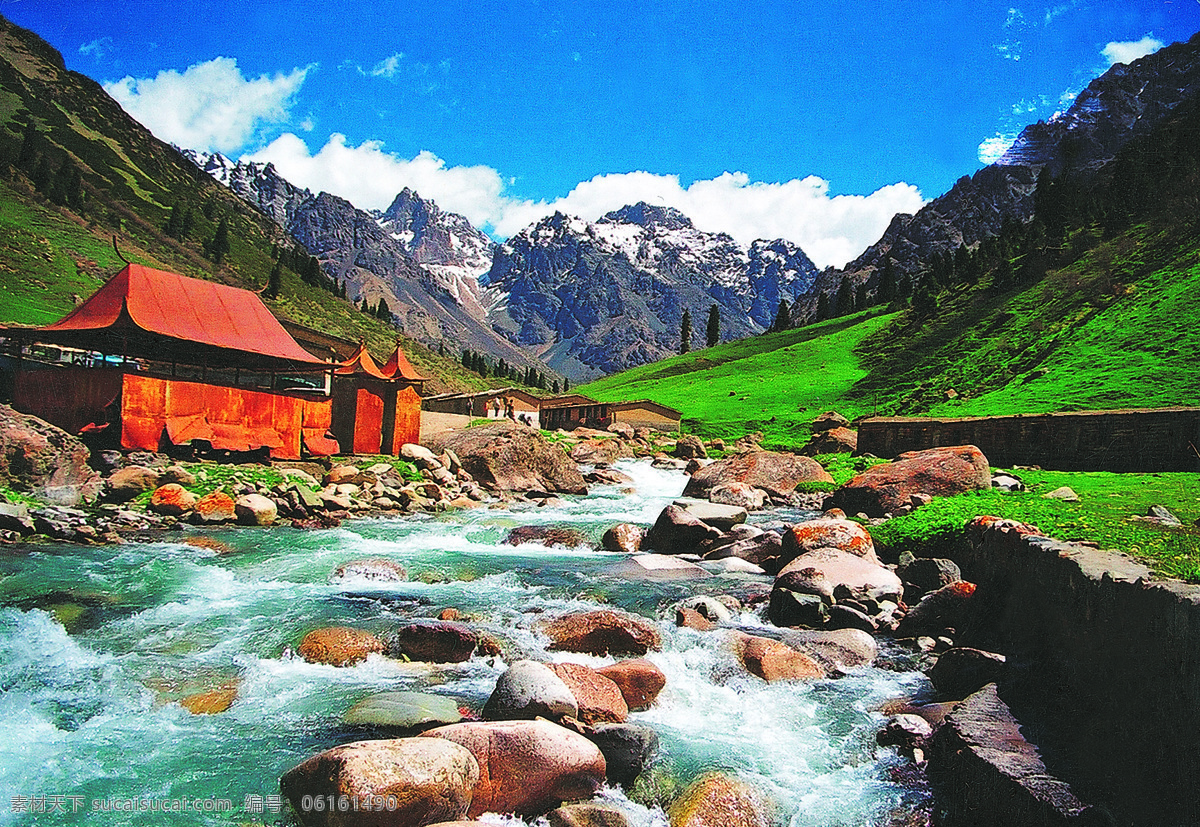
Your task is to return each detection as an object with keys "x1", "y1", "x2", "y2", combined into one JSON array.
[{"x1": 600, "y1": 202, "x2": 694, "y2": 232}]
